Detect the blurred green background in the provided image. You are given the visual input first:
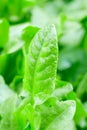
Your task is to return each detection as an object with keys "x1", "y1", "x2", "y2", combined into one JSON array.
[{"x1": 0, "y1": 0, "x2": 87, "y2": 129}]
